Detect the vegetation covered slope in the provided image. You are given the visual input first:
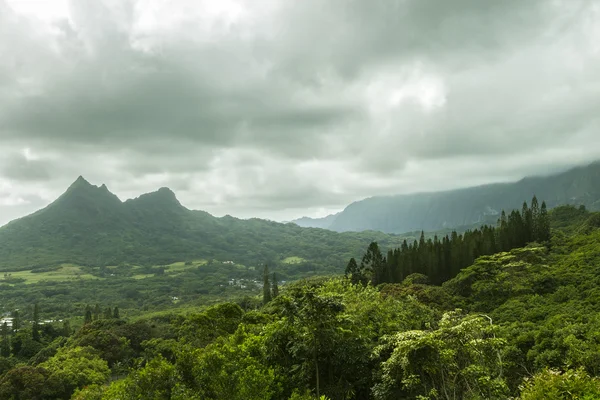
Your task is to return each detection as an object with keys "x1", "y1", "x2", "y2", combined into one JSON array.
[
  {"x1": 302, "y1": 161, "x2": 600, "y2": 233},
  {"x1": 2, "y1": 205, "x2": 600, "y2": 399},
  {"x1": 0, "y1": 177, "x2": 407, "y2": 271}
]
